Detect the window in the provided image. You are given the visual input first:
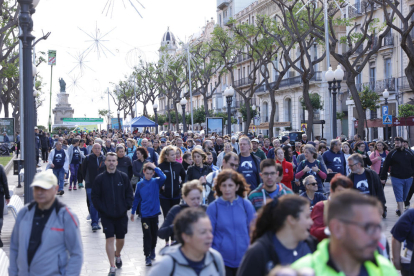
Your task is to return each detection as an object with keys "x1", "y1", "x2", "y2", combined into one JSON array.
[
  {"x1": 385, "y1": 59, "x2": 392, "y2": 79},
  {"x1": 369, "y1": 63, "x2": 376, "y2": 90}
]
